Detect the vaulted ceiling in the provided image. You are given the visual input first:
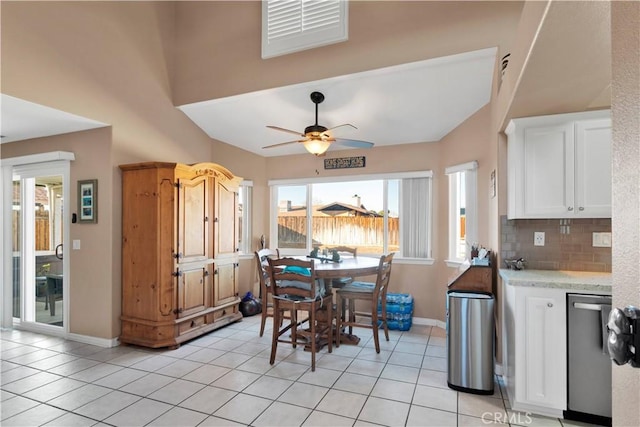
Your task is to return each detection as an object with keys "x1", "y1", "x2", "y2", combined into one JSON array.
[{"x1": 0, "y1": 1, "x2": 611, "y2": 155}]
